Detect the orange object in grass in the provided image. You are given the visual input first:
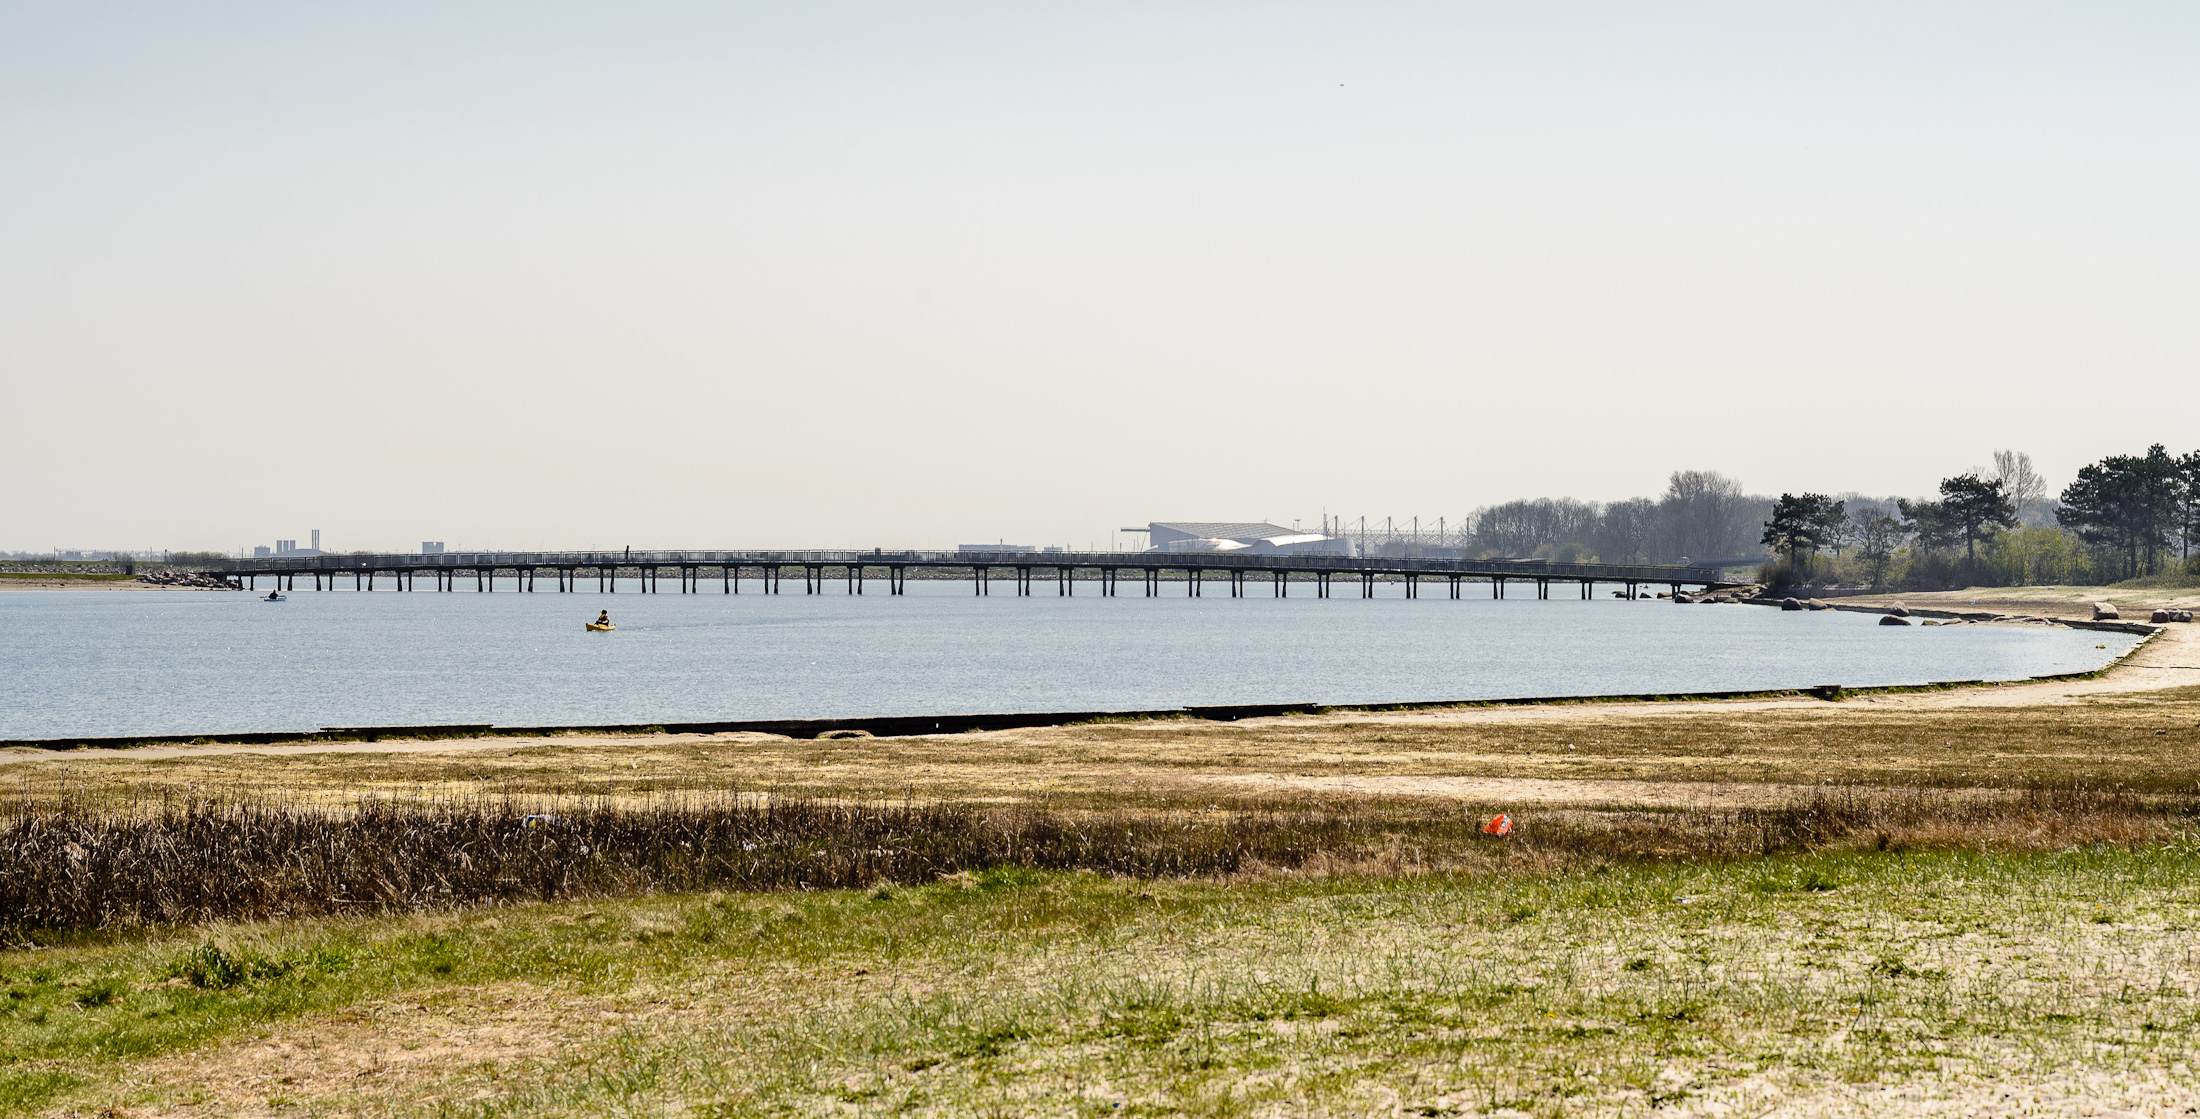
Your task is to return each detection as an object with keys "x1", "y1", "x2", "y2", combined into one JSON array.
[{"x1": 1483, "y1": 814, "x2": 1513, "y2": 836}]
